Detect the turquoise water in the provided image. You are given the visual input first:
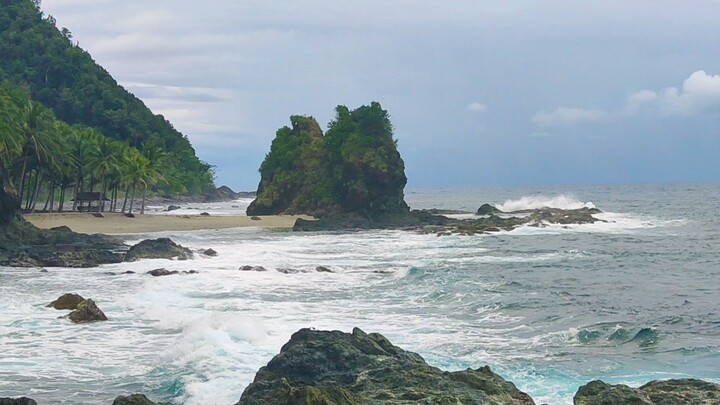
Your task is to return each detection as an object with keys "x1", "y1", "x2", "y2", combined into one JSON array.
[{"x1": 1, "y1": 183, "x2": 719, "y2": 404}]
